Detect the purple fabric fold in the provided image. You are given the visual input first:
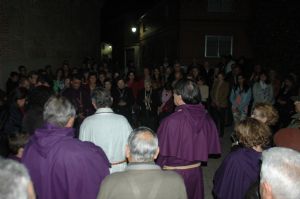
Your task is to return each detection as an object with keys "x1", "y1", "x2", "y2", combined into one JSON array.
[
  {"x1": 22, "y1": 123, "x2": 110, "y2": 199},
  {"x1": 213, "y1": 147, "x2": 261, "y2": 199}
]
